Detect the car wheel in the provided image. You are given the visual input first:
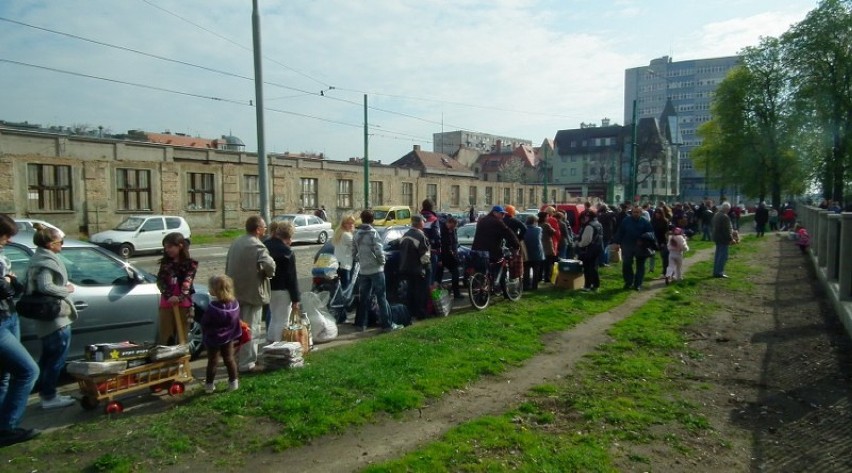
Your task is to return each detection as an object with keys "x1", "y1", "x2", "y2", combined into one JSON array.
[
  {"x1": 187, "y1": 320, "x2": 204, "y2": 360},
  {"x1": 118, "y1": 243, "x2": 134, "y2": 259},
  {"x1": 317, "y1": 231, "x2": 328, "y2": 244}
]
